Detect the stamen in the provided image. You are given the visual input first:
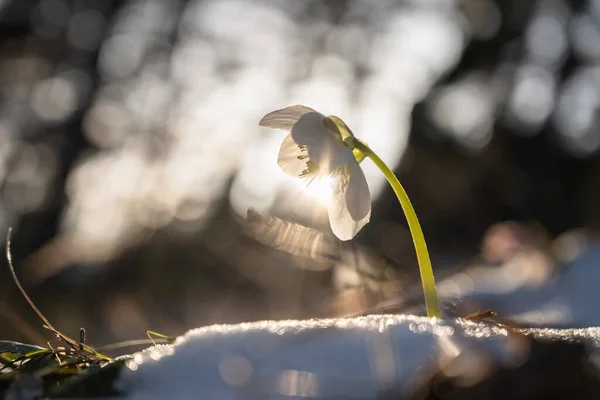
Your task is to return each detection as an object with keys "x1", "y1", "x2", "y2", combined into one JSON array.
[
  {"x1": 299, "y1": 160, "x2": 319, "y2": 182},
  {"x1": 297, "y1": 155, "x2": 308, "y2": 160}
]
